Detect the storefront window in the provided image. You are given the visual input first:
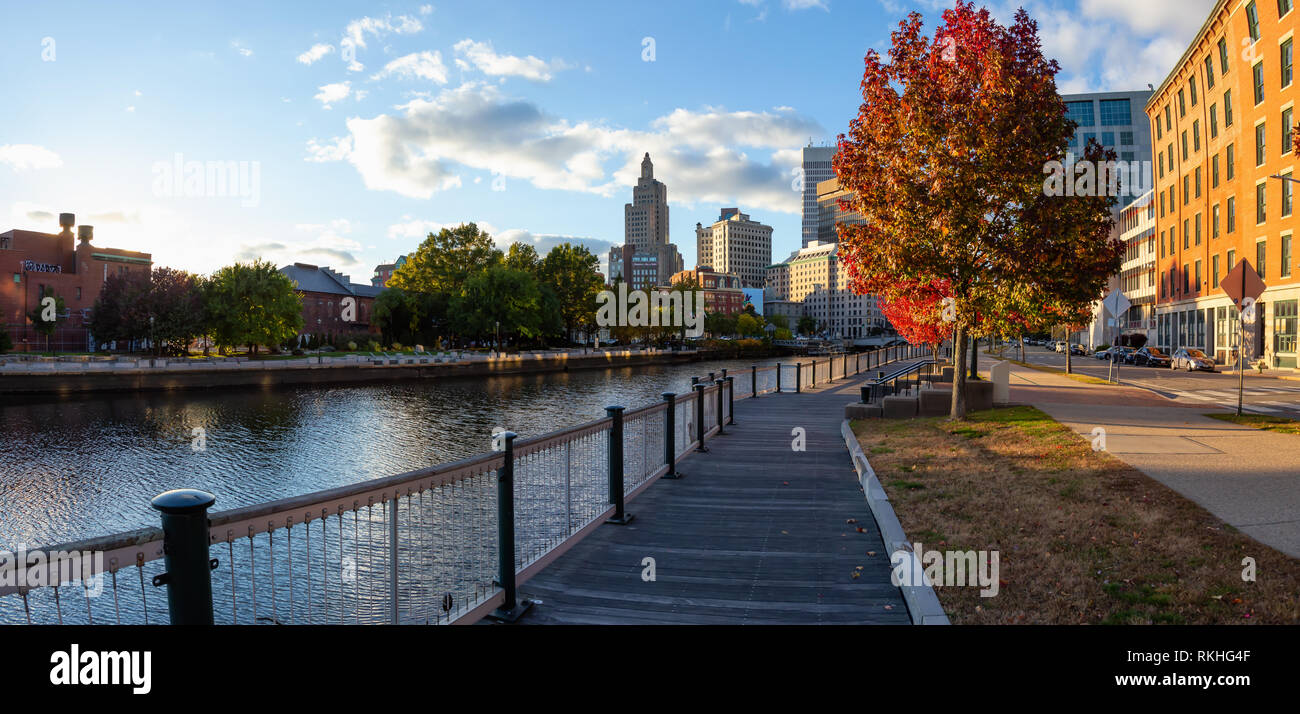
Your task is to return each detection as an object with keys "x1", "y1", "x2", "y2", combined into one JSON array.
[{"x1": 1275, "y1": 300, "x2": 1298, "y2": 367}]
